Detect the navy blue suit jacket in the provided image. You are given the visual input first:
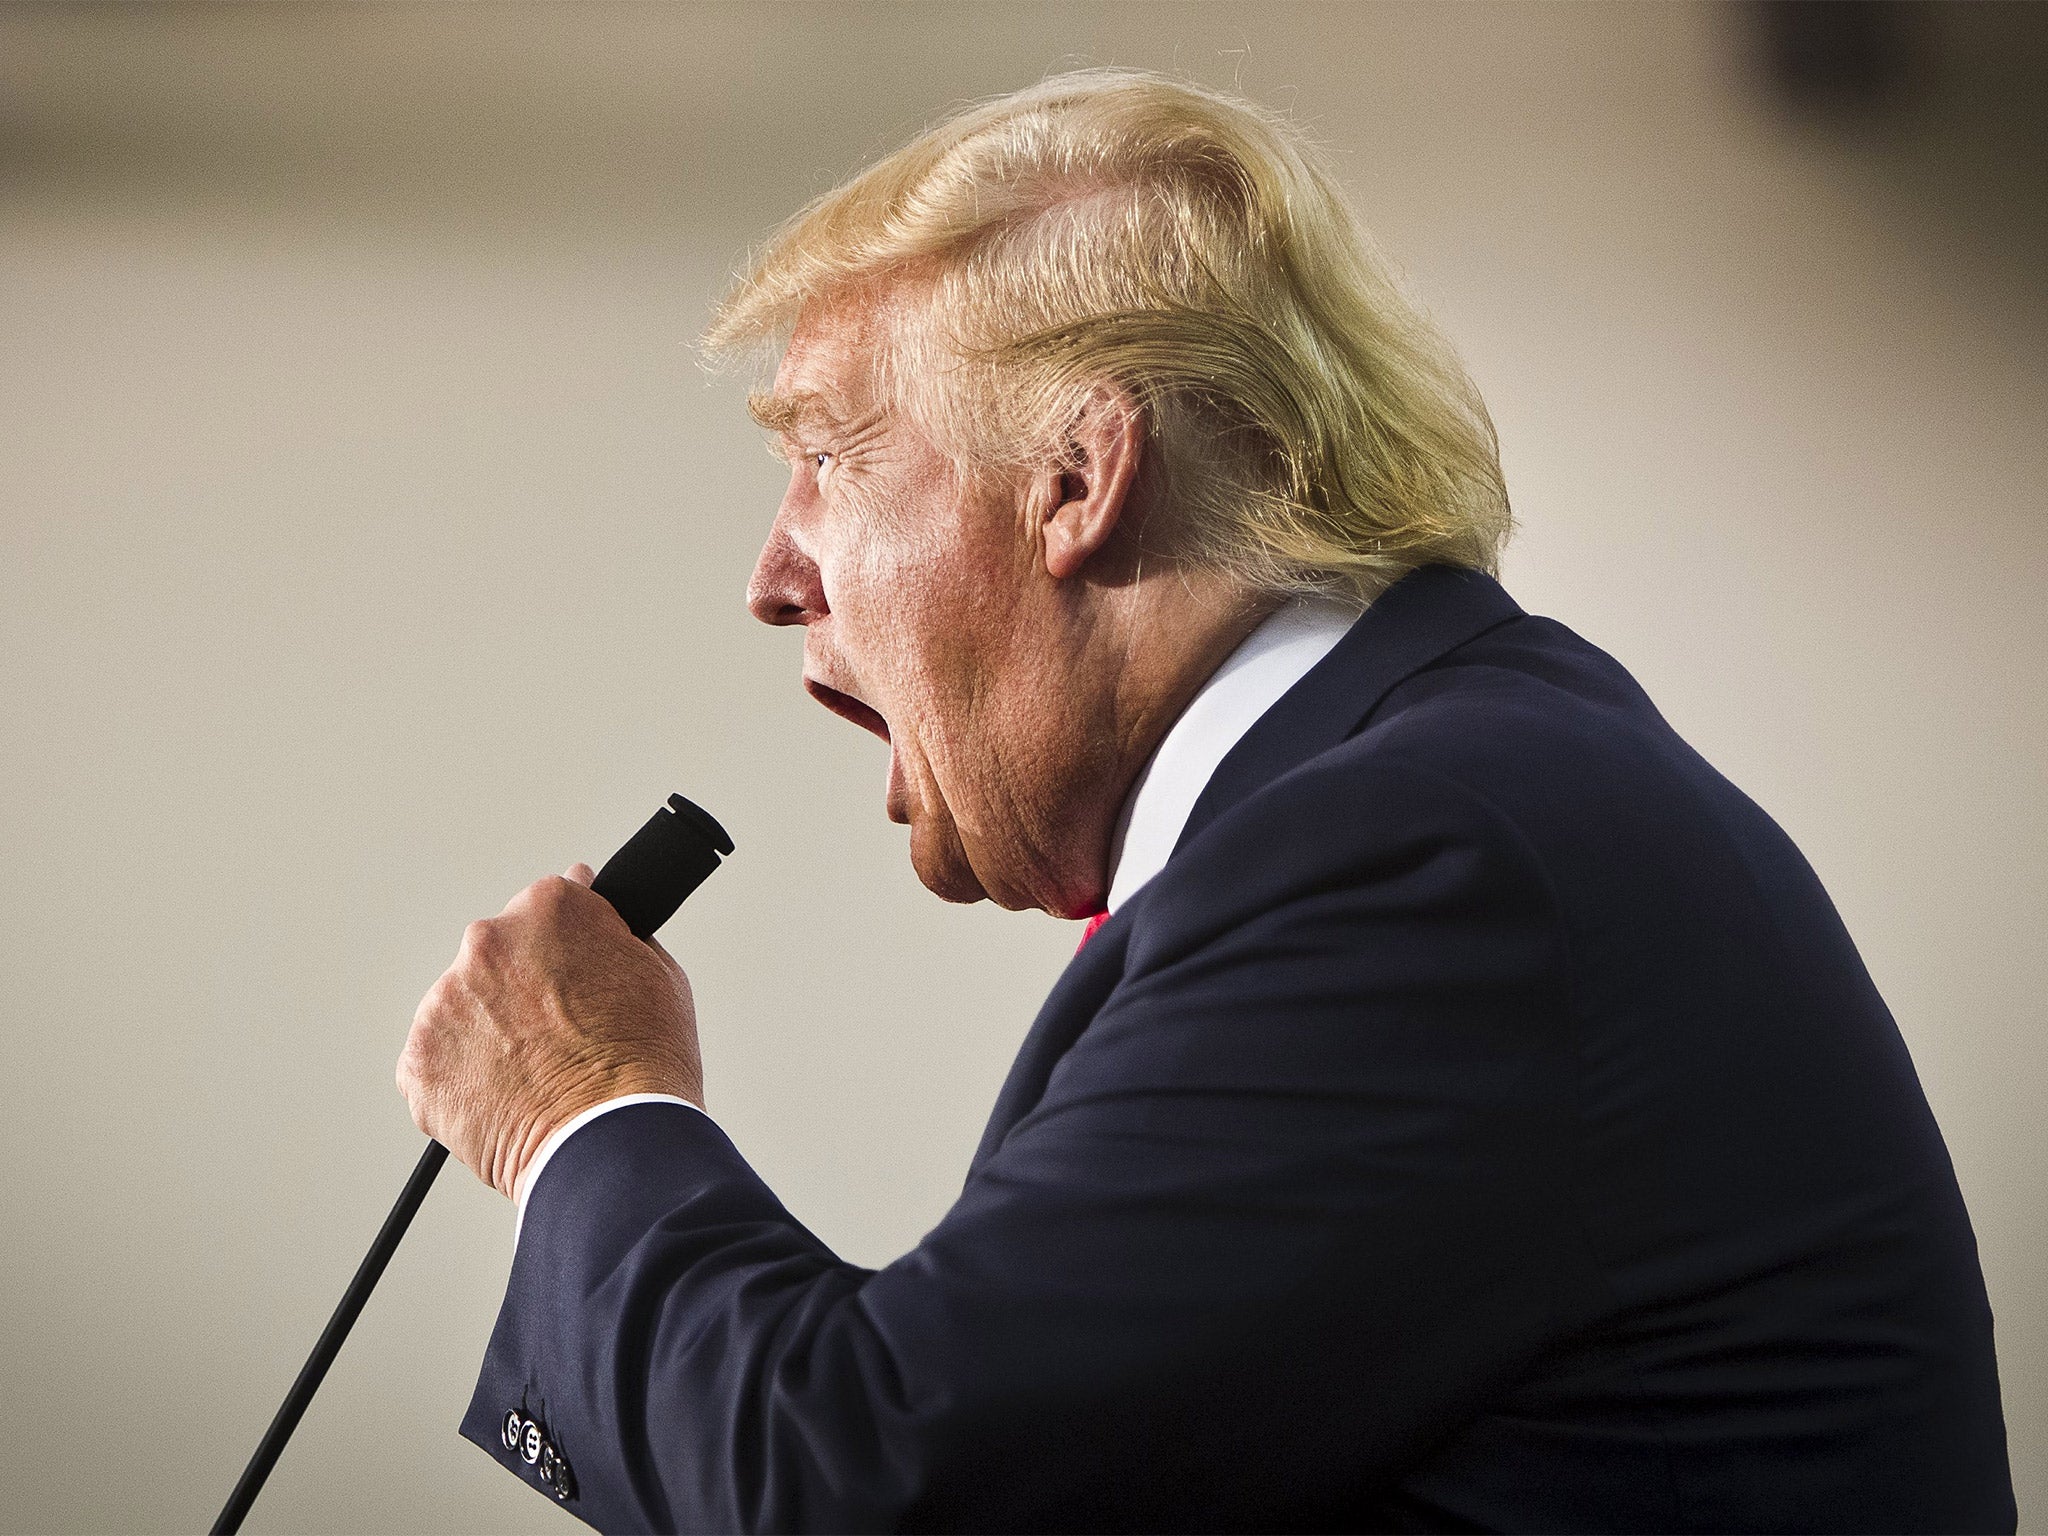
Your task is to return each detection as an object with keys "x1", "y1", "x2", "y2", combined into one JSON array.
[{"x1": 463, "y1": 566, "x2": 2014, "y2": 1532}]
